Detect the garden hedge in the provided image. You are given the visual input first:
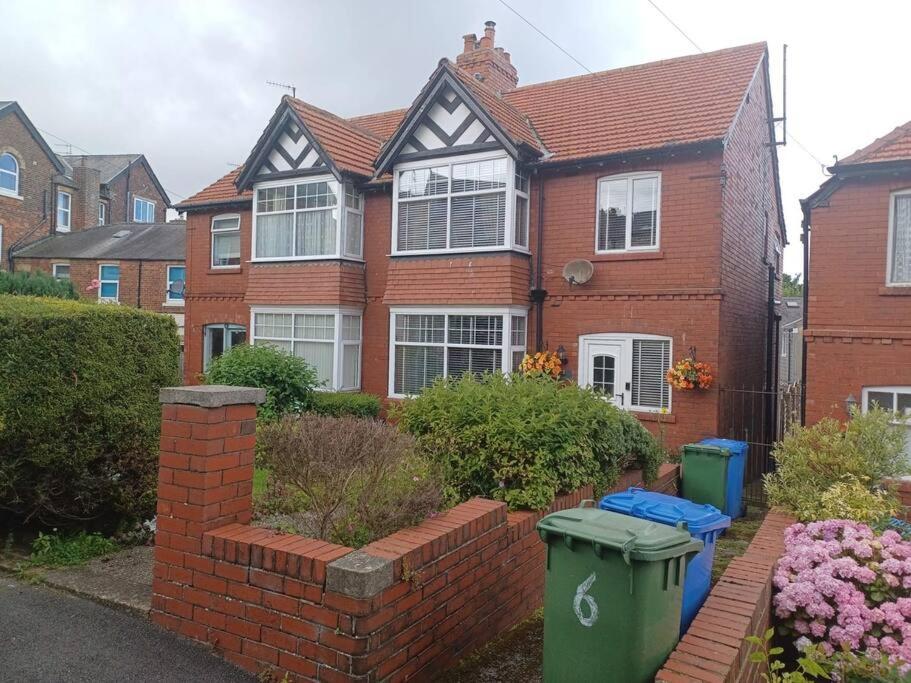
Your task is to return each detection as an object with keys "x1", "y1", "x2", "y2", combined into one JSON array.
[
  {"x1": 0, "y1": 295, "x2": 180, "y2": 528},
  {"x1": 0, "y1": 270, "x2": 77, "y2": 299},
  {"x1": 310, "y1": 391, "x2": 382, "y2": 418}
]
